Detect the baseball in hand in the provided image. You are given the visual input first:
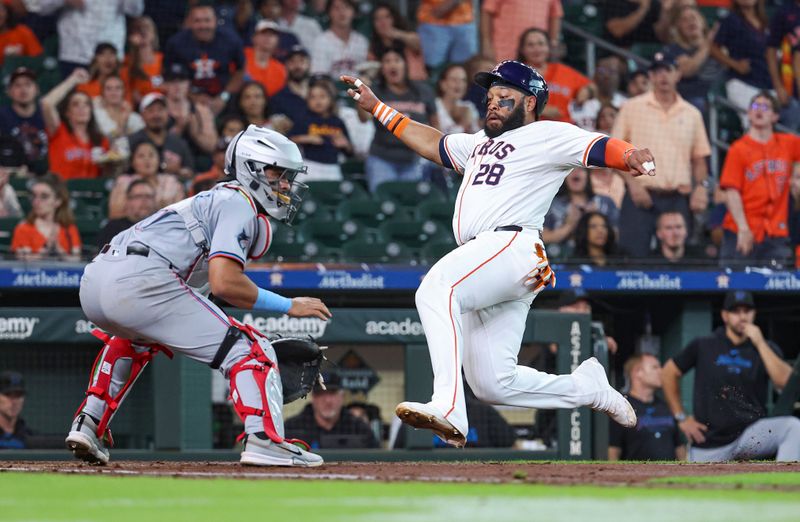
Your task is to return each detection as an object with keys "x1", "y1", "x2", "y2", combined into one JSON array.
[{"x1": 642, "y1": 161, "x2": 655, "y2": 175}]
